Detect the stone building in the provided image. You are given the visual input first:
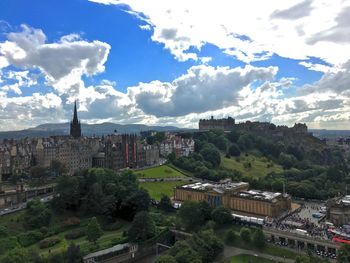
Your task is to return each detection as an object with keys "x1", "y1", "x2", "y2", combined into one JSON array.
[
  {"x1": 174, "y1": 181, "x2": 291, "y2": 218},
  {"x1": 199, "y1": 116, "x2": 235, "y2": 131},
  {"x1": 327, "y1": 195, "x2": 350, "y2": 226},
  {"x1": 101, "y1": 134, "x2": 159, "y2": 170},
  {"x1": 159, "y1": 135, "x2": 195, "y2": 158}
]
